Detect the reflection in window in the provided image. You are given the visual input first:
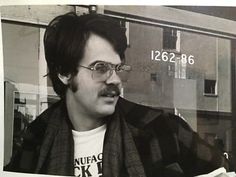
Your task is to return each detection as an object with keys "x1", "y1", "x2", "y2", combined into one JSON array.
[
  {"x1": 150, "y1": 73, "x2": 158, "y2": 82},
  {"x1": 204, "y1": 79, "x2": 217, "y2": 95},
  {"x1": 123, "y1": 20, "x2": 233, "y2": 159},
  {"x1": 163, "y1": 28, "x2": 178, "y2": 50}
]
